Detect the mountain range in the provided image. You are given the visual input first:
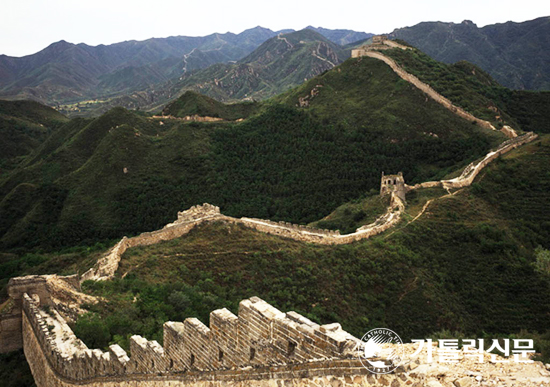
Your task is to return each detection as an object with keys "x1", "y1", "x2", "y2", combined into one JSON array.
[
  {"x1": 1, "y1": 33, "x2": 550, "y2": 382},
  {"x1": 1, "y1": 17, "x2": 549, "y2": 118},
  {"x1": 390, "y1": 16, "x2": 550, "y2": 90},
  {"x1": 0, "y1": 26, "x2": 371, "y2": 111},
  {"x1": 90, "y1": 29, "x2": 349, "y2": 115}
]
